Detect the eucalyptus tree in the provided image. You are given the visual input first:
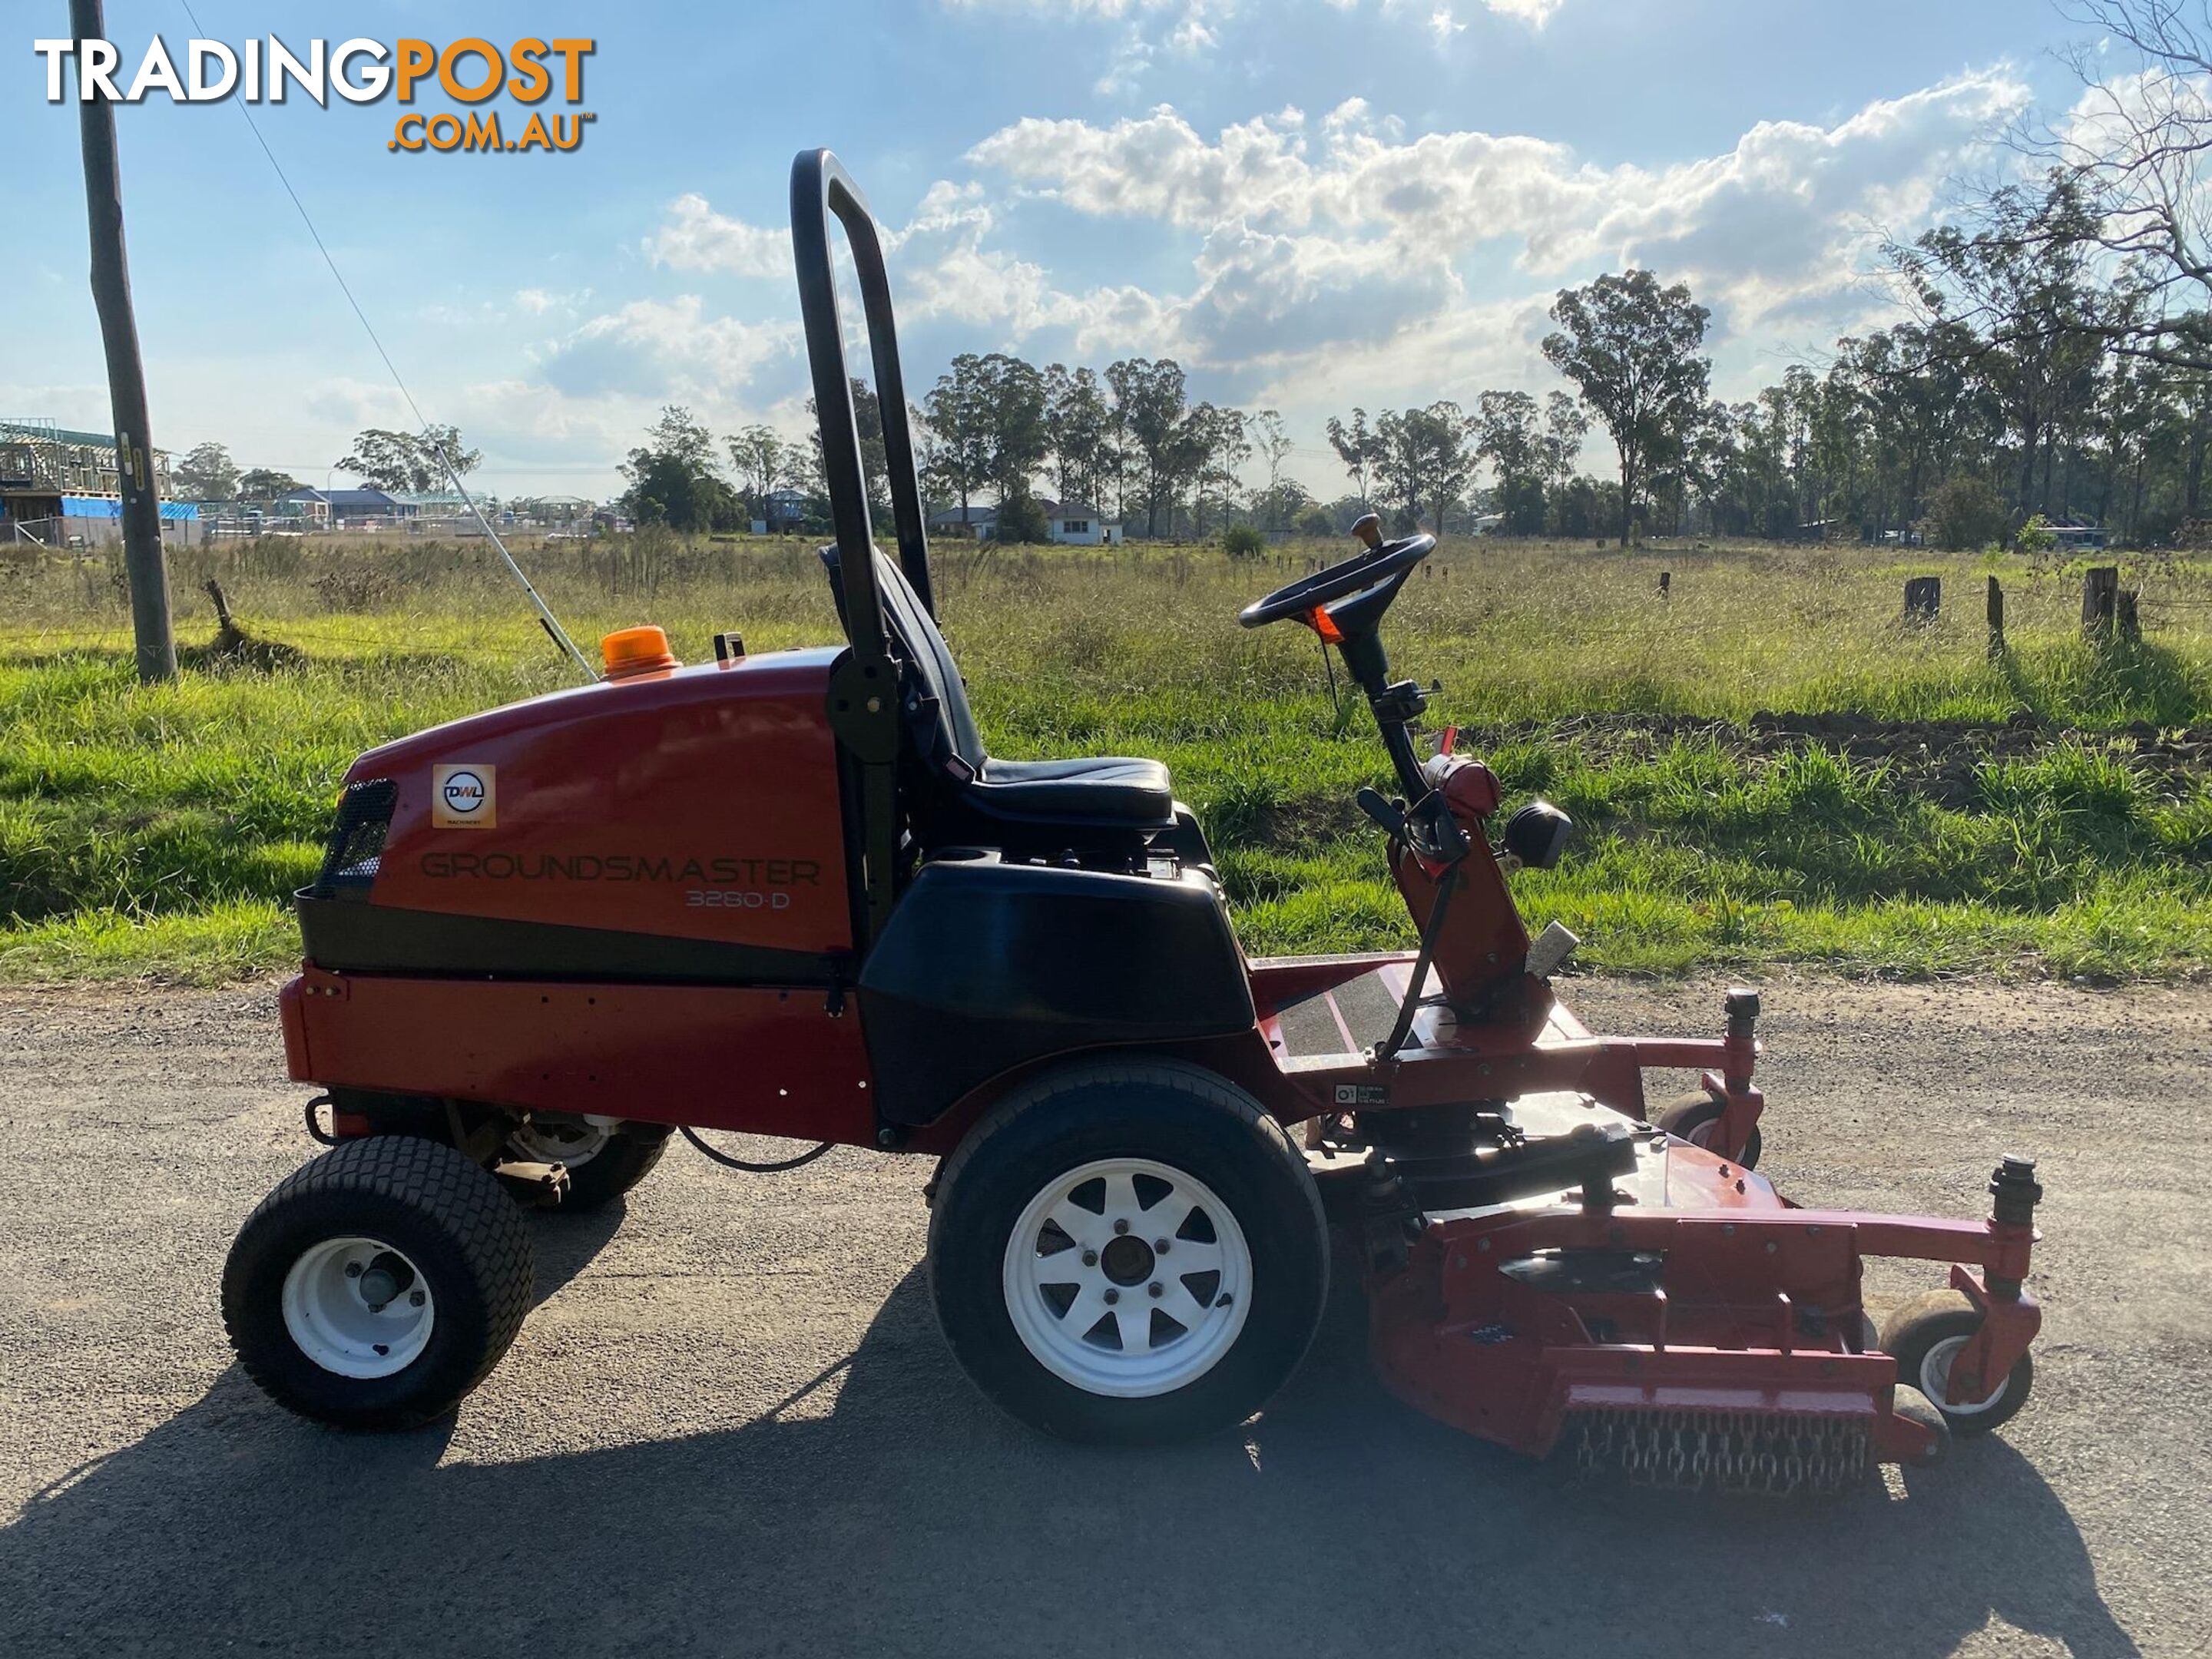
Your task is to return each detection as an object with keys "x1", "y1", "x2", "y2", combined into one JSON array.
[{"x1": 1541, "y1": 270, "x2": 1712, "y2": 545}]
